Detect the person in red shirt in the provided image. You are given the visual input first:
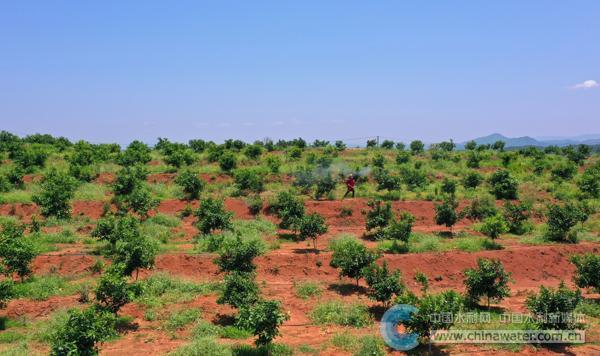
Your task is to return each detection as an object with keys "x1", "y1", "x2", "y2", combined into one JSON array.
[{"x1": 343, "y1": 174, "x2": 356, "y2": 198}]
